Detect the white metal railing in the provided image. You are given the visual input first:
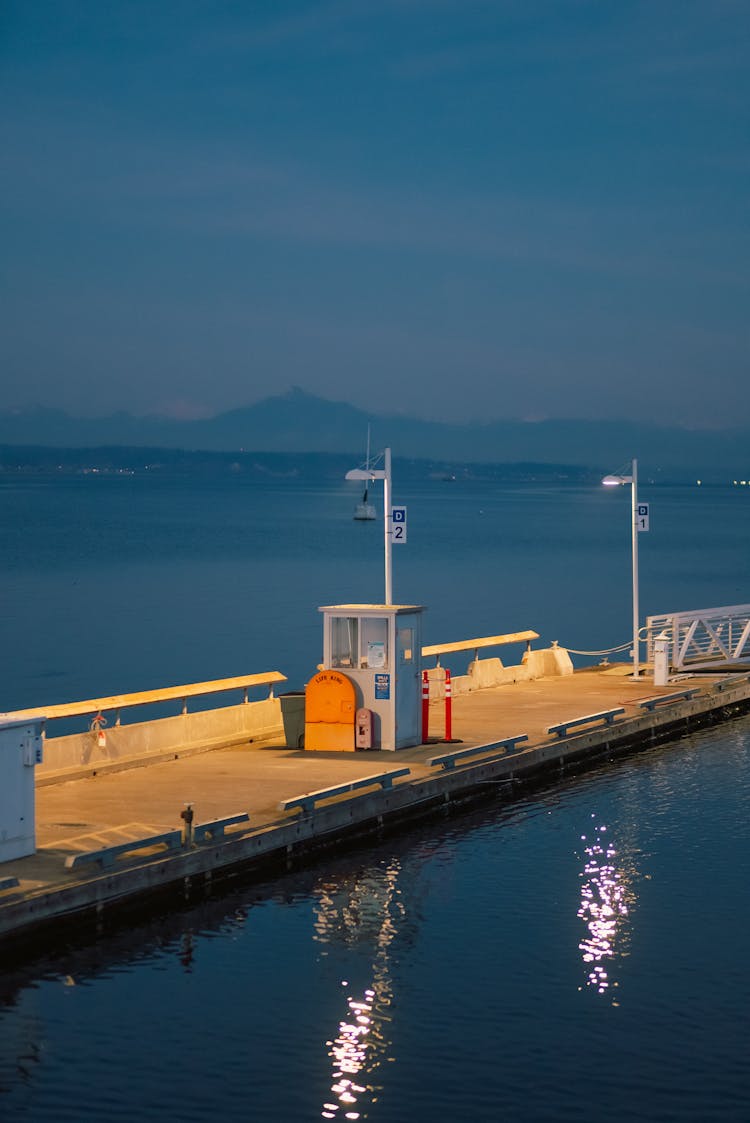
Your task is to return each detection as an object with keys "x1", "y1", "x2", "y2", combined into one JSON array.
[{"x1": 646, "y1": 604, "x2": 750, "y2": 671}]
